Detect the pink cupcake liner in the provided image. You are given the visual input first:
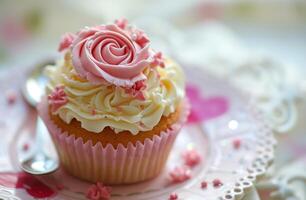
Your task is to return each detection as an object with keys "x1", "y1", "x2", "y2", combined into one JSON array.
[{"x1": 38, "y1": 97, "x2": 190, "y2": 185}]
